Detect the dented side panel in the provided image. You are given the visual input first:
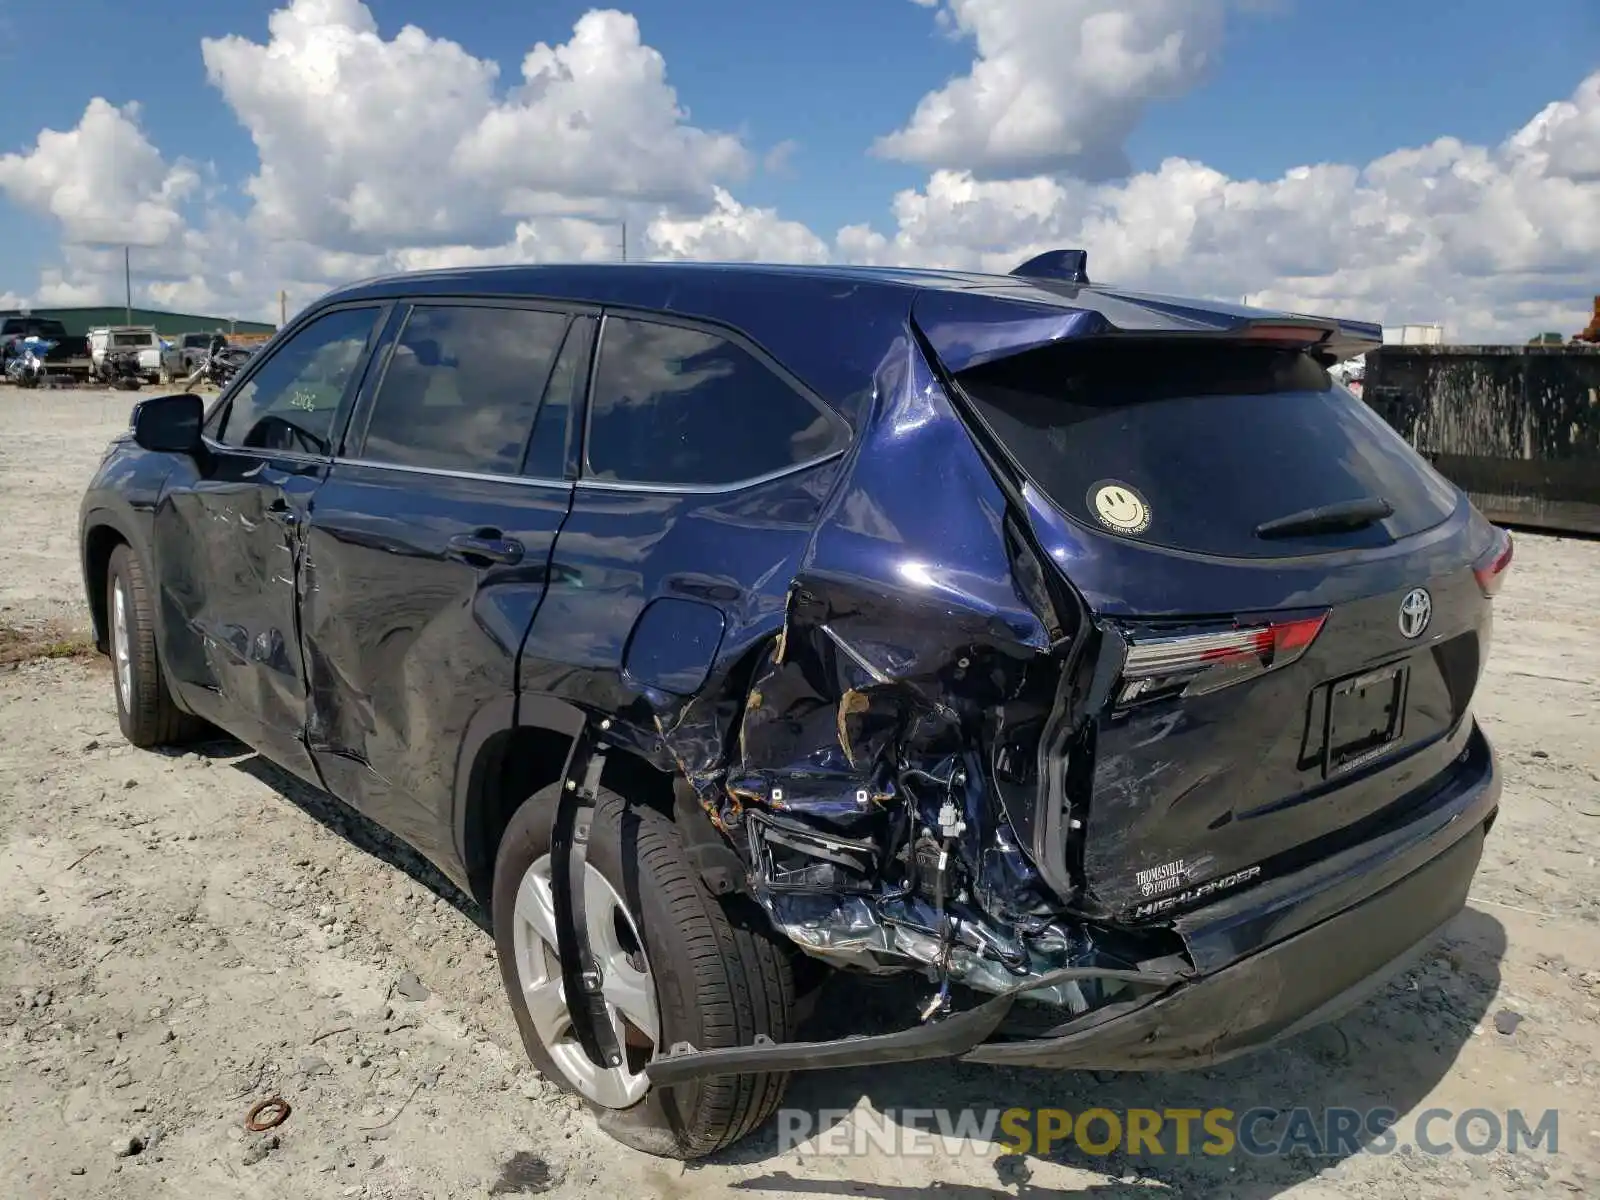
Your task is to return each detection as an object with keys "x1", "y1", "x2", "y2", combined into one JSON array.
[
  {"x1": 516, "y1": 473, "x2": 835, "y2": 784},
  {"x1": 515, "y1": 327, "x2": 1110, "y2": 1001},
  {"x1": 730, "y1": 331, "x2": 1057, "y2": 827},
  {"x1": 300, "y1": 465, "x2": 573, "y2": 868},
  {"x1": 605, "y1": 332, "x2": 1125, "y2": 1002},
  {"x1": 151, "y1": 447, "x2": 325, "y2": 782}
]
